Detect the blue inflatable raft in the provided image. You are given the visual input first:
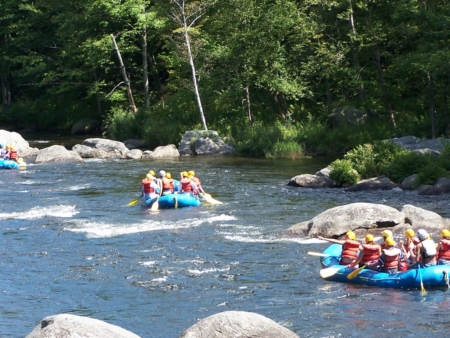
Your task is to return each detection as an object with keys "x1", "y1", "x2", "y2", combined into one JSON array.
[
  {"x1": 0, "y1": 159, "x2": 19, "y2": 169},
  {"x1": 320, "y1": 244, "x2": 450, "y2": 289},
  {"x1": 142, "y1": 193, "x2": 201, "y2": 209}
]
